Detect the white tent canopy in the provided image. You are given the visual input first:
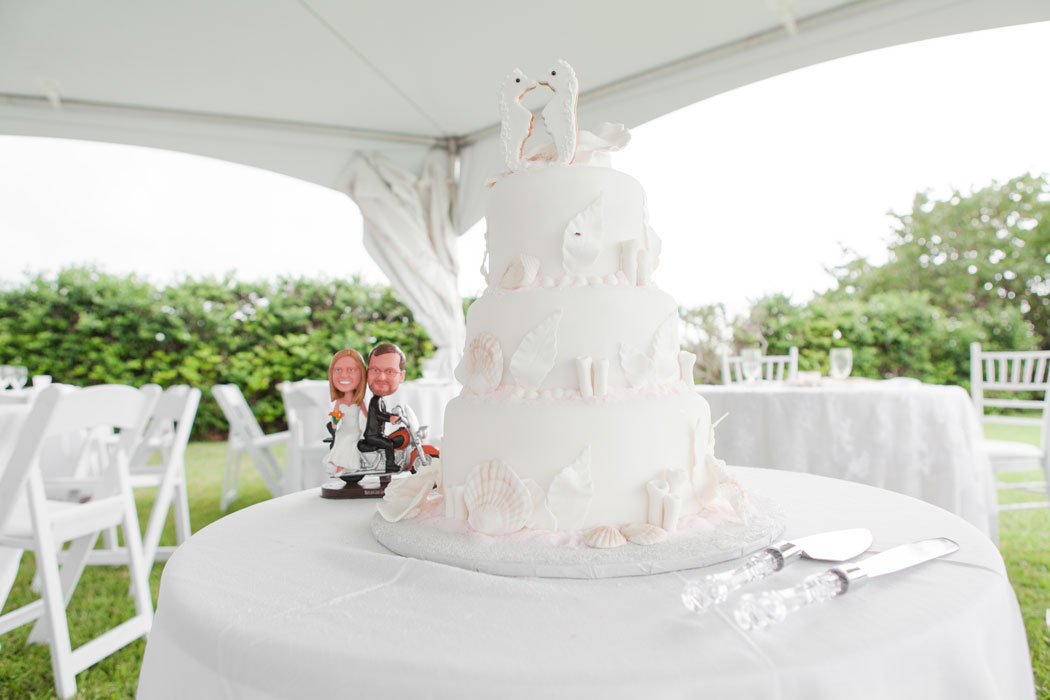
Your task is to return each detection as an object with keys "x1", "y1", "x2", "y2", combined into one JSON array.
[{"x1": 3, "y1": 0, "x2": 1048, "y2": 370}]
